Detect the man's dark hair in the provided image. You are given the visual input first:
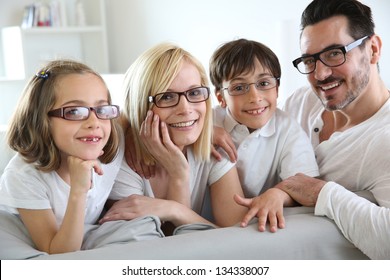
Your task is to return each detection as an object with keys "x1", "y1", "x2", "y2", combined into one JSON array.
[{"x1": 301, "y1": 0, "x2": 375, "y2": 40}]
